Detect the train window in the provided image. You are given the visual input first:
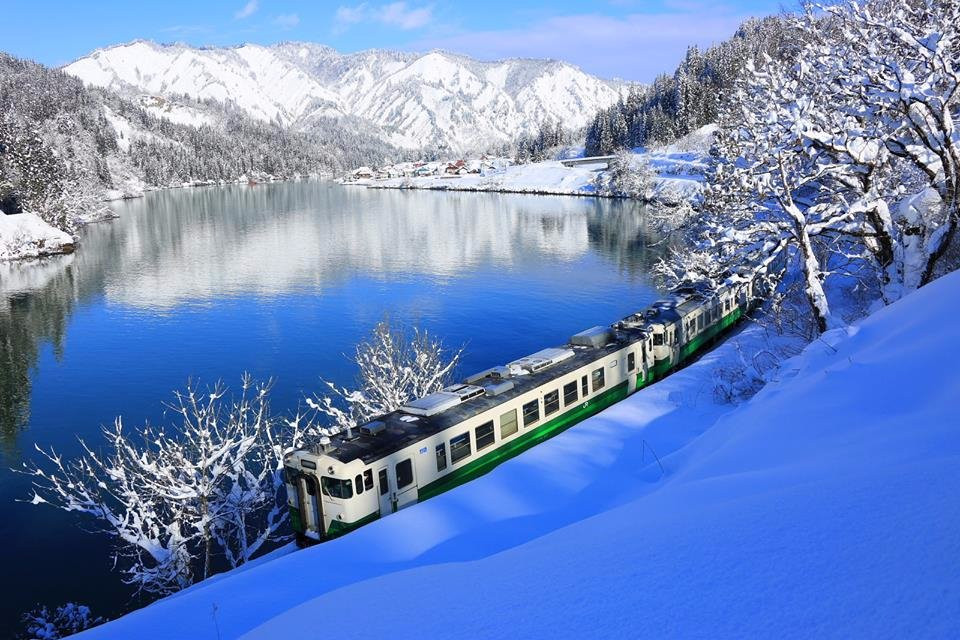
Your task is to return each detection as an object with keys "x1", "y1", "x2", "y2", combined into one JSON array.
[
  {"x1": 436, "y1": 443, "x2": 447, "y2": 472},
  {"x1": 591, "y1": 367, "x2": 605, "y2": 392},
  {"x1": 563, "y1": 381, "x2": 578, "y2": 406},
  {"x1": 363, "y1": 469, "x2": 374, "y2": 491},
  {"x1": 450, "y1": 432, "x2": 471, "y2": 464},
  {"x1": 627, "y1": 352, "x2": 636, "y2": 372},
  {"x1": 522, "y1": 399, "x2": 540, "y2": 426},
  {"x1": 321, "y1": 476, "x2": 353, "y2": 500},
  {"x1": 475, "y1": 421, "x2": 495, "y2": 450},
  {"x1": 581, "y1": 375, "x2": 589, "y2": 397},
  {"x1": 355, "y1": 474, "x2": 364, "y2": 495},
  {"x1": 698, "y1": 315, "x2": 705, "y2": 330},
  {"x1": 378, "y1": 469, "x2": 388, "y2": 496},
  {"x1": 396, "y1": 459, "x2": 413, "y2": 489},
  {"x1": 500, "y1": 409, "x2": 518, "y2": 439},
  {"x1": 544, "y1": 390, "x2": 560, "y2": 416},
  {"x1": 653, "y1": 332, "x2": 664, "y2": 346}
]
